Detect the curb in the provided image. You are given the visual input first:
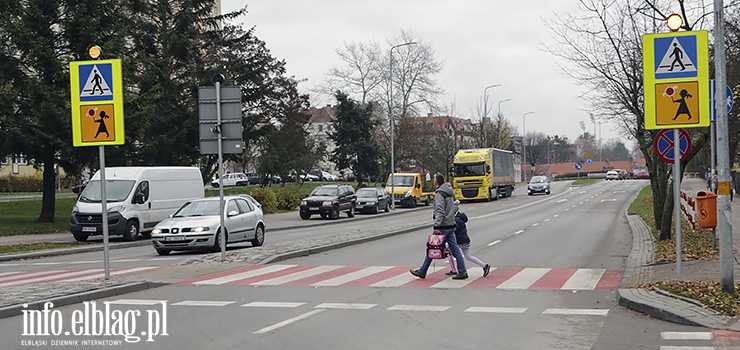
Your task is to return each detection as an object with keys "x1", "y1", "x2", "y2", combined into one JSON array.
[
  {"x1": 617, "y1": 288, "x2": 733, "y2": 329},
  {"x1": 0, "y1": 281, "x2": 166, "y2": 319}
]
